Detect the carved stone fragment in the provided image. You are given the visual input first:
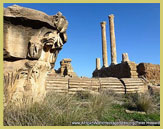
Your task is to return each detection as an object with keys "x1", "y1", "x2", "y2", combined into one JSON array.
[{"x1": 3, "y1": 5, "x2": 68, "y2": 104}]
